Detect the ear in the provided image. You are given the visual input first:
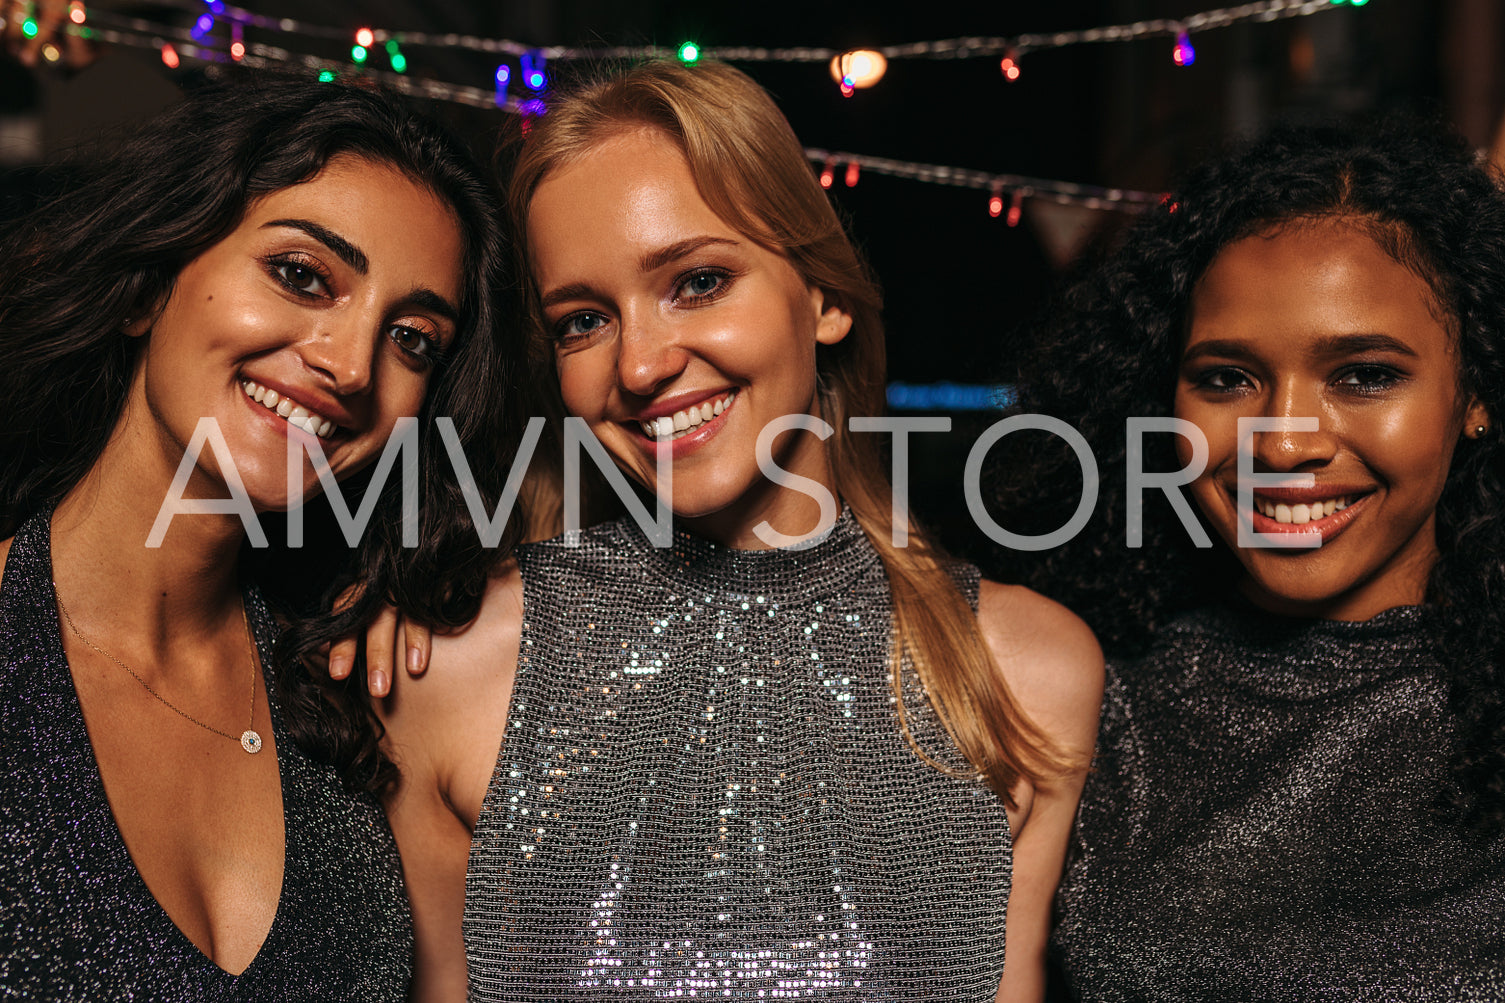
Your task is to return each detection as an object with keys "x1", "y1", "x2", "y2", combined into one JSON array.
[
  {"x1": 809, "y1": 287, "x2": 853, "y2": 347},
  {"x1": 1463, "y1": 397, "x2": 1491, "y2": 439}
]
